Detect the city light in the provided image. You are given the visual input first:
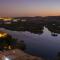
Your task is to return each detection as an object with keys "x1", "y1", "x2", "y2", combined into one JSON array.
[
  {"x1": 0, "y1": 32, "x2": 7, "y2": 38},
  {"x1": 0, "y1": 17, "x2": 12, "y2": 21}
]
